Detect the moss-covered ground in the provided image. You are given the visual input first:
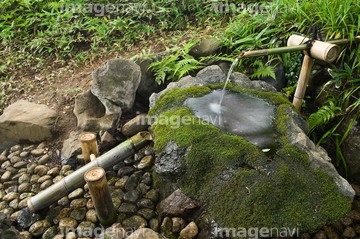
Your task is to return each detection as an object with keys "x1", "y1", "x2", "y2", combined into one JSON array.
[{"x1": 149, "y1": 84, "x2": 352, "y2": 234}]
